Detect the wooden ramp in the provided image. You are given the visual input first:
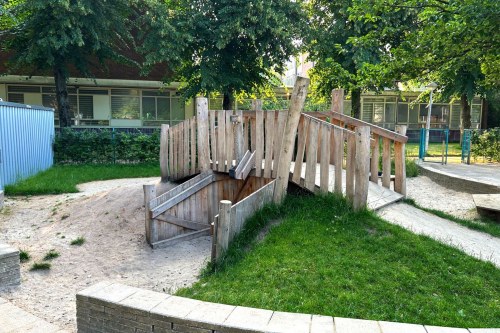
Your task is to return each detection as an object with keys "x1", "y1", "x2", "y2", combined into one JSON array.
[{"x1": 289, "y1": 162, "x2": 403, "y2": 210}]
